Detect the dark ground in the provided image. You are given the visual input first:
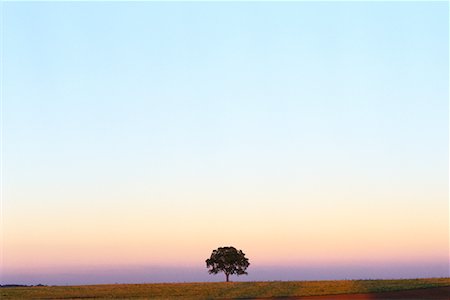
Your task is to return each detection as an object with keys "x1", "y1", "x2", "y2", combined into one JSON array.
[{"x1": 259, "y1": 286, "x2": 450, "y2": 300}]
